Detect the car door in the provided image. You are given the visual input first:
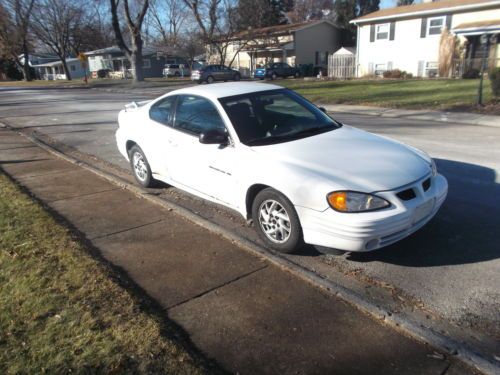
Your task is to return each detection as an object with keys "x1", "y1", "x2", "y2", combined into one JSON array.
[
  {"x1": 212, "y1": 65, "x2": 223, "y2": 81},
  {"x1": 222, "y1": 65, "x2": 233, "y2": 80},
  {"x1": 145, "y1": 95, "x2": 178, "y2": 178},
  {"x1": 282, "y1": 63, "x2": 292, "y2": 76},
  {"x1": 167, "y1": 94, "x2": 240, "y2": 207}
]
